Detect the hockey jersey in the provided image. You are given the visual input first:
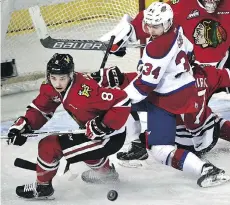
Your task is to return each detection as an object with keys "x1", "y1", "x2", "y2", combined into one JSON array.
[
  {"x1": 168, "y1": 0, "x2": 230, "y2": 65},
  {"x1": 176, "y1": 65, "x2": 230, "y2": 151},
  {"x1": 24, "y1": 73, "x2": 131, "y2": 131},
  {"x1": 124, "y1": 24, "x2": 198, "y2": 114}
]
